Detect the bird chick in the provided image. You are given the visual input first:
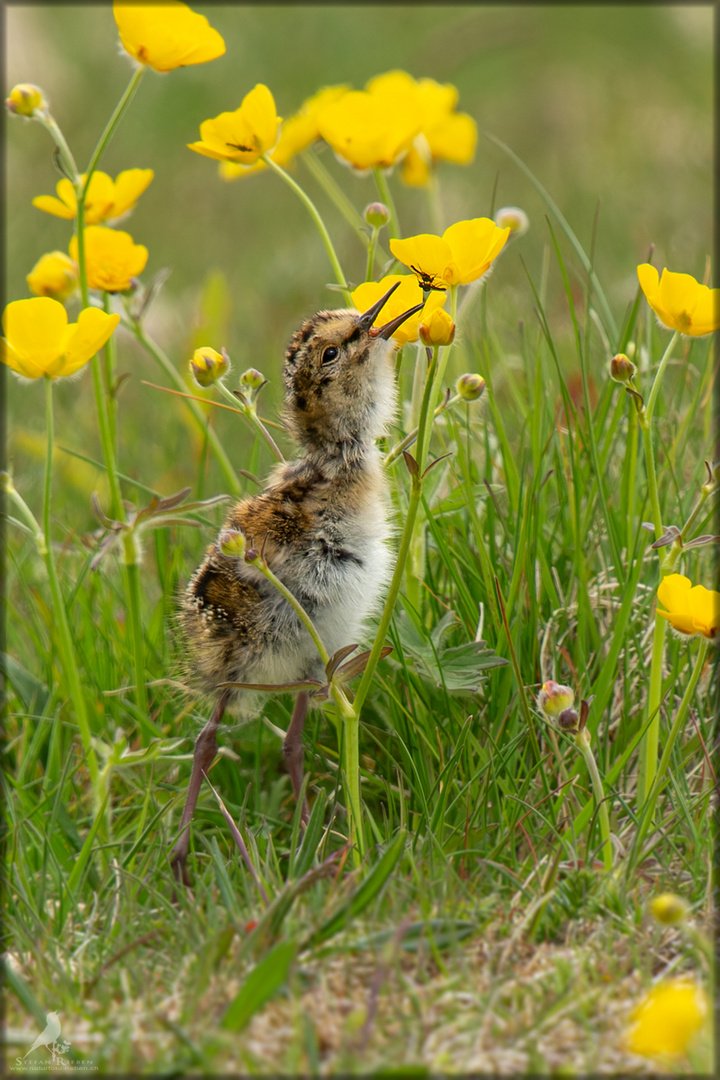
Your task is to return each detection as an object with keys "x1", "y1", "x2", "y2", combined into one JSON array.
[{"x1": 171, "y1": 283, "x2": 422, "y2": 883}]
